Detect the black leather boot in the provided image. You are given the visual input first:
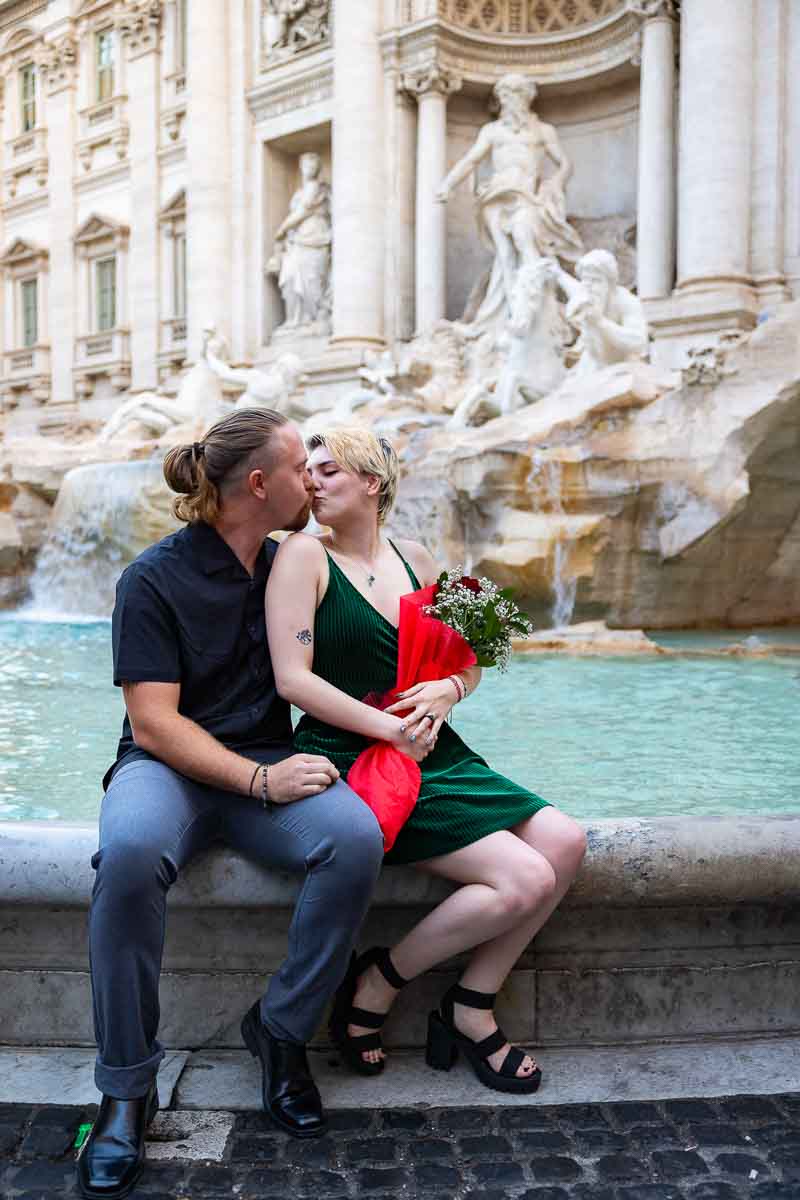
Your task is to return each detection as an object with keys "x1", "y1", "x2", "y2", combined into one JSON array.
[
  {"x1": 76, "y1": 1082, "x2": 158, "y2": 1199},
  {"x1": 241, "y1": 1000, "x2": 327, "y2": 1138}
]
